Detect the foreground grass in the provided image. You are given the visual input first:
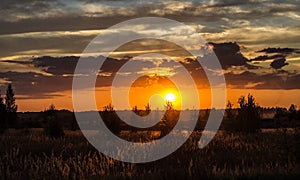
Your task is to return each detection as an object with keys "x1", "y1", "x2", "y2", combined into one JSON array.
[{"x1": 0, "y1": 129, "x2": 299, "y2": 179}]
